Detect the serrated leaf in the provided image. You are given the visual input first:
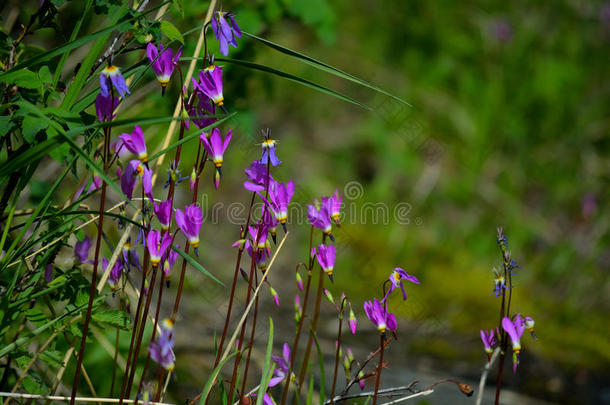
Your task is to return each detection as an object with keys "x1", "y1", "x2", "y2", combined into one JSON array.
[
  {"x1": 92, "y1": 309, "x2": 130, "y2": 330},
  {"x1": 160, "y1": 20, "x2": 184, "y2": 44}
]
